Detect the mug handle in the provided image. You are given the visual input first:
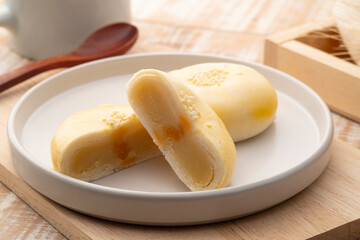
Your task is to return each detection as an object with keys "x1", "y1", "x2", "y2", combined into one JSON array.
[{"x1": 0, "y1": 5, "x2": 15, "y2": 31}]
